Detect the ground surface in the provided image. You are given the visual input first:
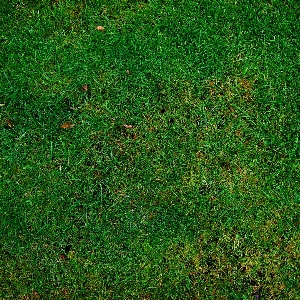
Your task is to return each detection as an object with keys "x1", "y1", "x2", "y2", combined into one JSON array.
[{"x1": 1, "y1": 0, "x2": 300, "y2": 299}]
